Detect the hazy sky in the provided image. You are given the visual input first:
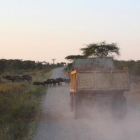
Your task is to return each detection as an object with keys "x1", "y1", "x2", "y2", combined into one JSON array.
[{"x1": 0, "y1": 0, "x2": 140, "y2": 63}]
